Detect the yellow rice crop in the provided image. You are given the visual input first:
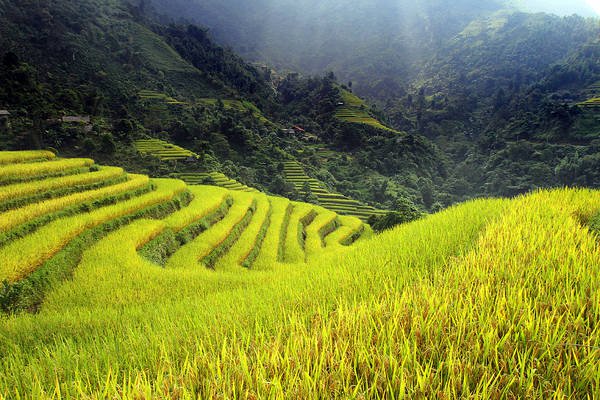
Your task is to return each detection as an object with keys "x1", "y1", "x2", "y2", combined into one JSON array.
[
  {"x1": 283, "y1": 202, "x2": 315, "y2": 263},
  {"x1": 304, "y1": 208, "x2": 338, "y2": 259},
  {"x1": 214, "y1": 193, "x2": 271, "y2": 269},
  {"x1": 166, "y1": 191, "x2": 256, "y2": 269},
  {"x1": 162, "y1": 185, "x2": 229, "y2": 232},
  {"x1": 324, "y1": 215, "x2": 364, "y2": 248},
  {"x1": 0, "y1": 174, "x2": 149, "y2": 233},
  {"x1": 0, "y1": 179, "x2": 186, "y2": 282},
  {"x1": 253, "y1": 196, "x2": 292, "y2": 269},
  {"x1": 0, "y1": 150, "x2": 56, "y2": 164},
  {"x1": 0, "y1": 166, "x2": 125, "y2": 204},
  {"x1": 0, "y1": 158, "x2": 94, "y2": 181}
]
